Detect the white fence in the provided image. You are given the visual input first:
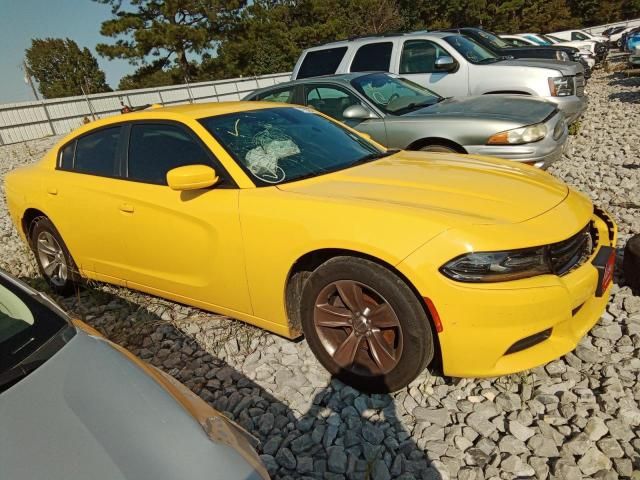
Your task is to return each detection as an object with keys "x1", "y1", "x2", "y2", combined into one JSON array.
[
  {"x1": 0, "y1": 73, "x2": 291, "y2": 145},
  {"x1": 585, "y1": 17, "x2": 640, "y2": 35}
]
